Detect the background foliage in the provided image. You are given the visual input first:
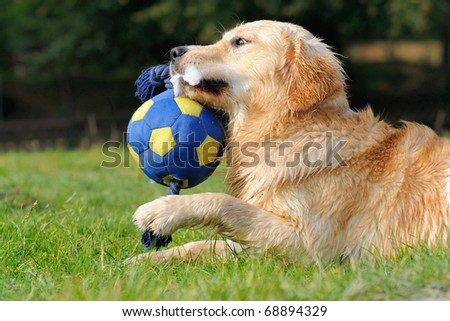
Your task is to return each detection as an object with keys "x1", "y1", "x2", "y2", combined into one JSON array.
[{"x1": 0, "y1": 0, "x2": 448, "y2": 130}]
